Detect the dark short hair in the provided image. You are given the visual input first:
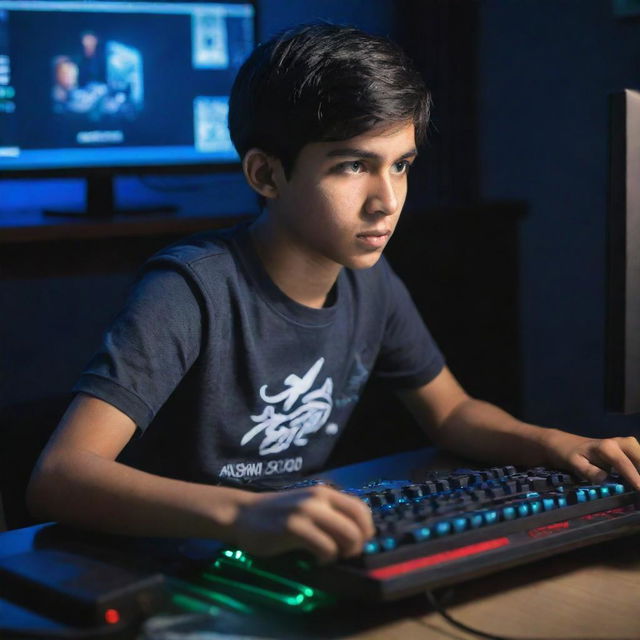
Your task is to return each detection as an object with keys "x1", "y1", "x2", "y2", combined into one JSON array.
[{"x1": 228, "y1": 22, "x2": 431, "y2": 177}]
